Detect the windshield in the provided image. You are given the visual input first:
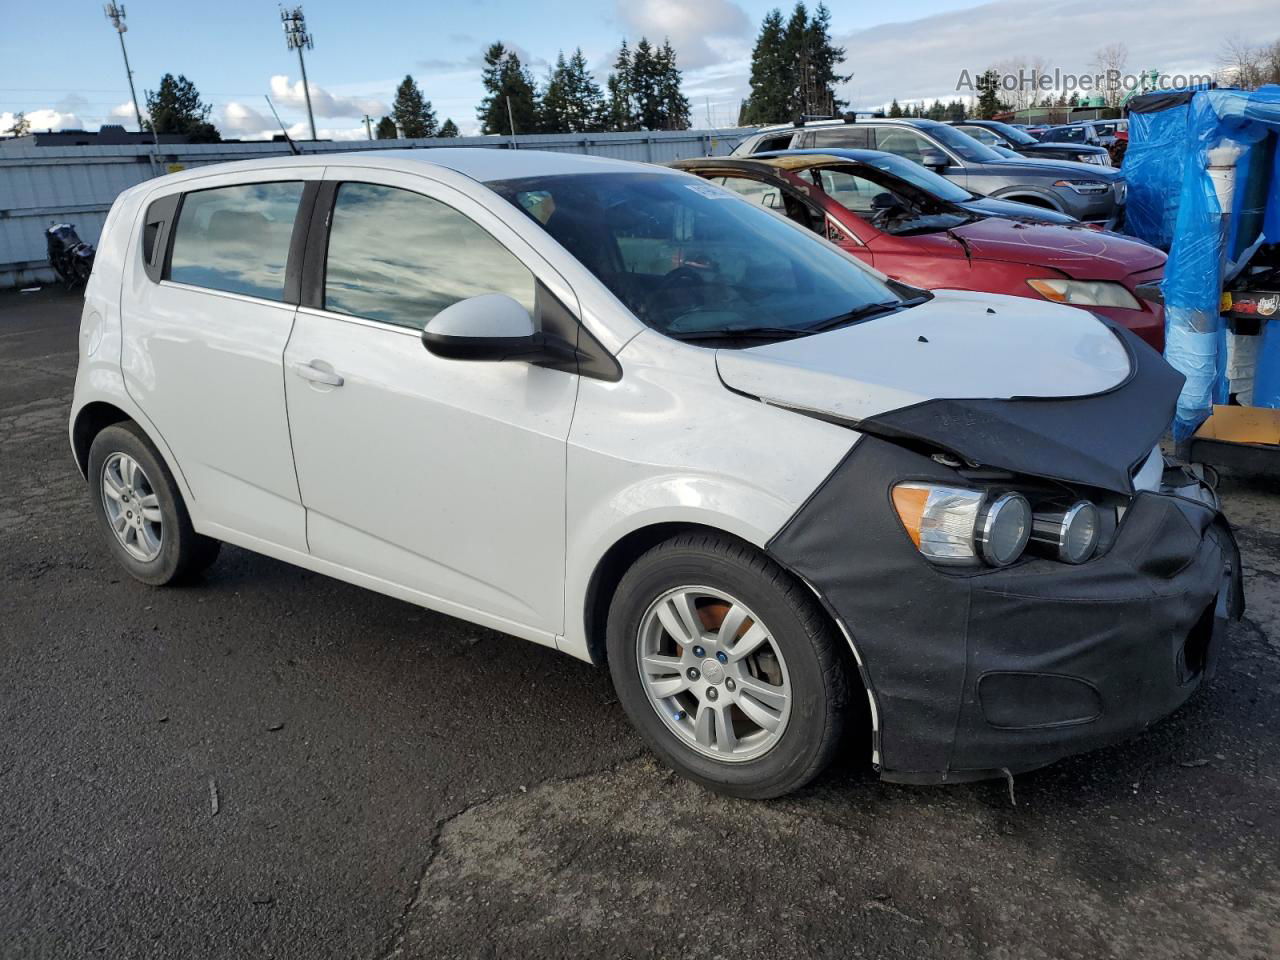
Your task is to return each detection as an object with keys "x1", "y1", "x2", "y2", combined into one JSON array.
[
  {"x1": 847, "y1": 153, "x2": 973, "y2": 202},
  {"x1": 486, "y1": 172, "x2": 906, "y2": 340},
  {"x1": 926, "y1": 124, "x2": 1006, "y2": 163},
  {"x1": 984, "y1": 121, "x2": 1038, "y2": 146},
  {"x1": 806, "y1": 165, "x2": 974, "y2": 236}
]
